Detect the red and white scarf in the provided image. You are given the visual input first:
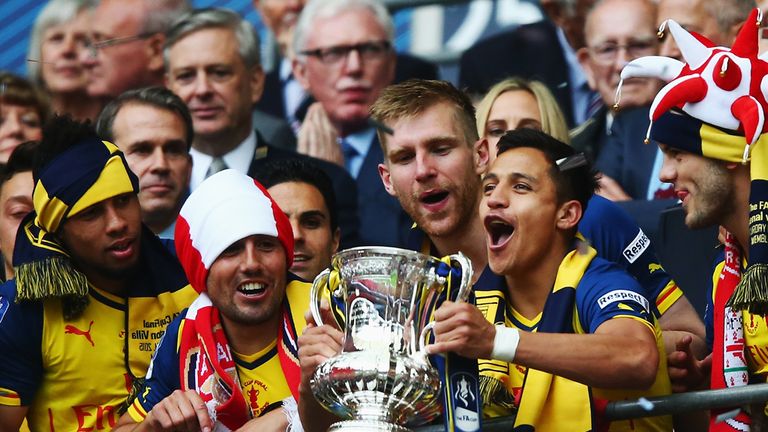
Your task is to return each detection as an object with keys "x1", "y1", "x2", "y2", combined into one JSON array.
[
  {"x1": 178, "y1": 294, "x2": 301, "y2": 430},
  {"x1": 711, "y1": 232, "x2": 751, "y2": 431}
]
